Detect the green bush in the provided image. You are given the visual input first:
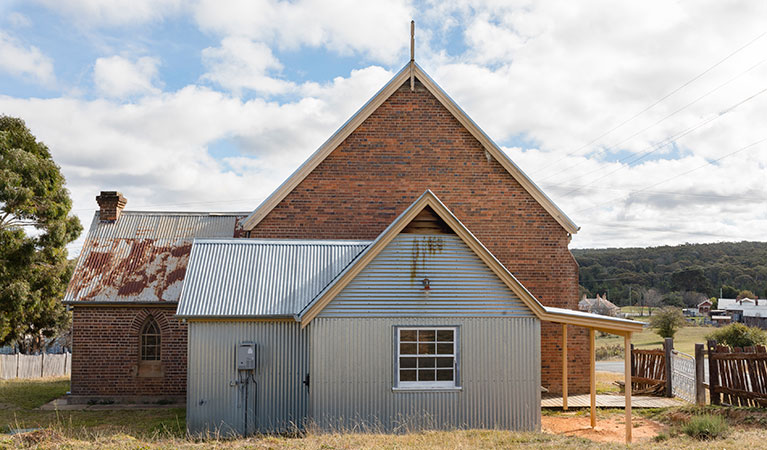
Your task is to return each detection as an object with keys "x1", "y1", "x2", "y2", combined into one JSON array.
[
  {"x1": 649, "y1": 307, "x2": 686, "y2": 339},
  {"x1": 707, "y1": 323, "x2": 767, "y2": 349},
  {"x1": 595, "y1": 344, "x2": 624, "y2": 360},
  {"x1": 681, "y1": 414, "x2": 728, "y2": 440}
]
